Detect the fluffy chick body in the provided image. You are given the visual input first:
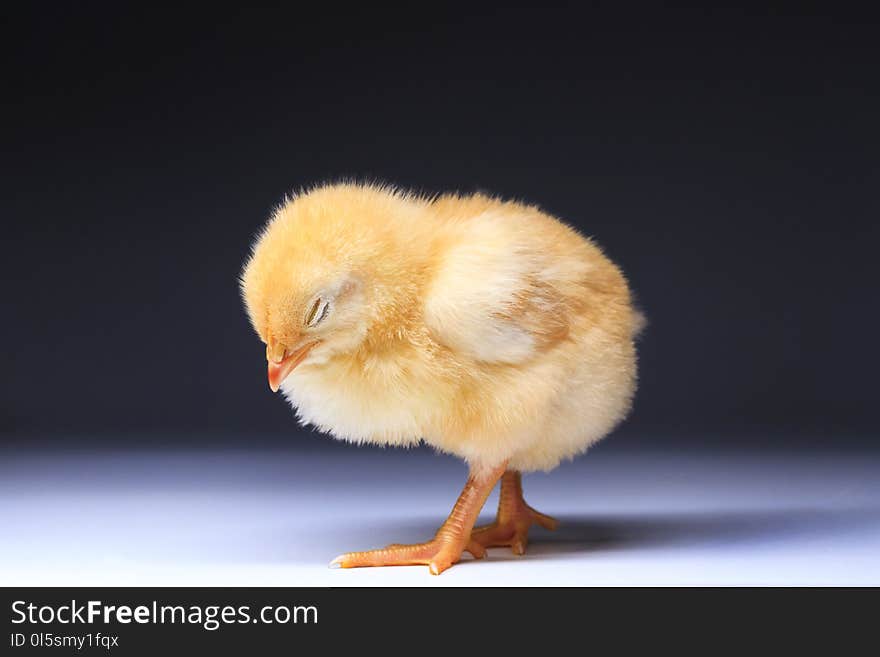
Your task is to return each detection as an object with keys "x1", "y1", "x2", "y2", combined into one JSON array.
[{"x1": 242, "y1": 183, "x2": 639, "y2": 472}]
